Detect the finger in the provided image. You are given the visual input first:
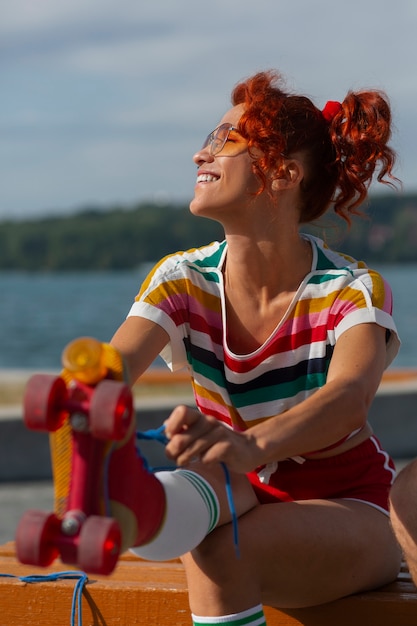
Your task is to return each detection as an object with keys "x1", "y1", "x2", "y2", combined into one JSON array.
[
  {"x1": 164, "y1": 405, "x2": 202, "y2": 437},
  {"x1": 193, "y1": 431, "x2": 256, "y2": 472},
  {"x1": 165, "y1": 422, "x2": 220, "y2": 463},
  {"x1": 169, "y1": 422, "x2": 238, "y2": 467}
]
